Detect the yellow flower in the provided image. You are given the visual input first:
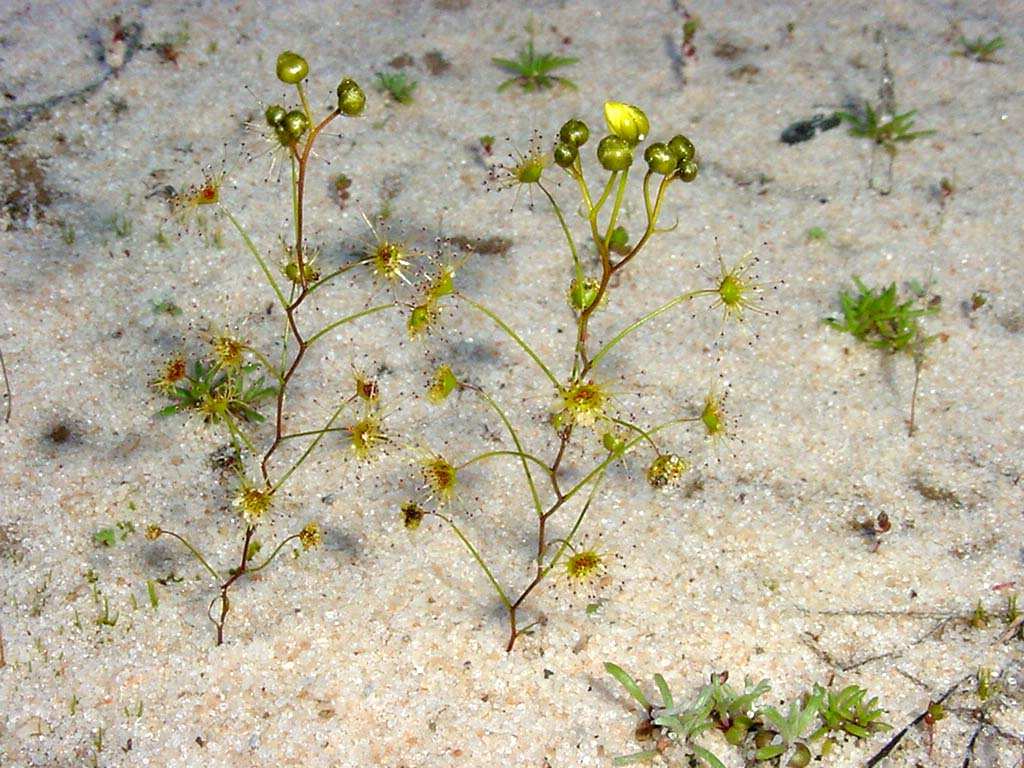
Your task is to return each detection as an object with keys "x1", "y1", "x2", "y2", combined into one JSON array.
[
  {"x1": 347, "y1": 411, "x2": 389, "y2": 461},
  {"x1": 421, "y1": 453, "x2": 458, "y2": 504},
  {"x1": 646, "y1": 454, "x2": 690, "y2": 489},
  {"x1": 212, "y1": 334, "x2": 246, "y2": 369},
  {"x1": 556, "y1": 380, "x2": 609, "y2": 429},
  {"x1": 604, "y1": 102, "x2": 649, "y2": 146},
  {"x1": 401, "y1": 501, "x2": 426, "y2": 531},
  {"x1": 234, "y1": 486, "x2": 273, "y2": 524},
  {"x1": 299, "y1": 521, "x2": 322, "y2": 550}
]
